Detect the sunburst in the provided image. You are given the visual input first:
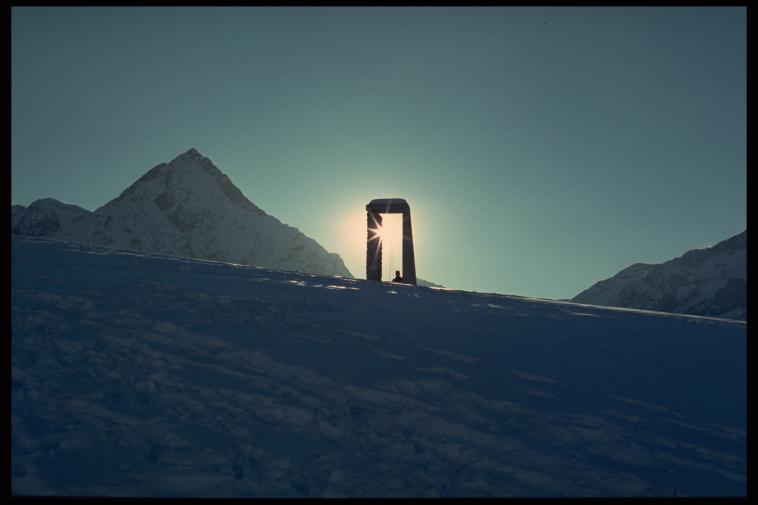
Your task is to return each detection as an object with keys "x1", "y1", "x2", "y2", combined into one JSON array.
[{"x1": 367, "y1": 212, "x2": 383, "y2": 243}]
